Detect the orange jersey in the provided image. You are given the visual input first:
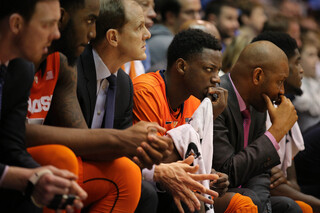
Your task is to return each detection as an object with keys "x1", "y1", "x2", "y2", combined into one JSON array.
[
  {"x1": 27, "y1": 52, "x2": 60, "y2": 124},
  {"x1": 133, "y1": 70, "x2": 200, "y2": 132}
]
